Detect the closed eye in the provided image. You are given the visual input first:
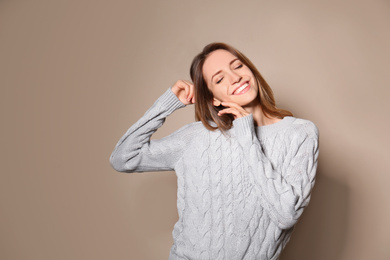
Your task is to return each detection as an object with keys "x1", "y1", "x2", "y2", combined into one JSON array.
[
  {"x1": 235, "y1": 64, "x2": 243, "y2": 69},
  {"x1": 216, "y1": 77, "x2": 224, "y2": 84}
]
